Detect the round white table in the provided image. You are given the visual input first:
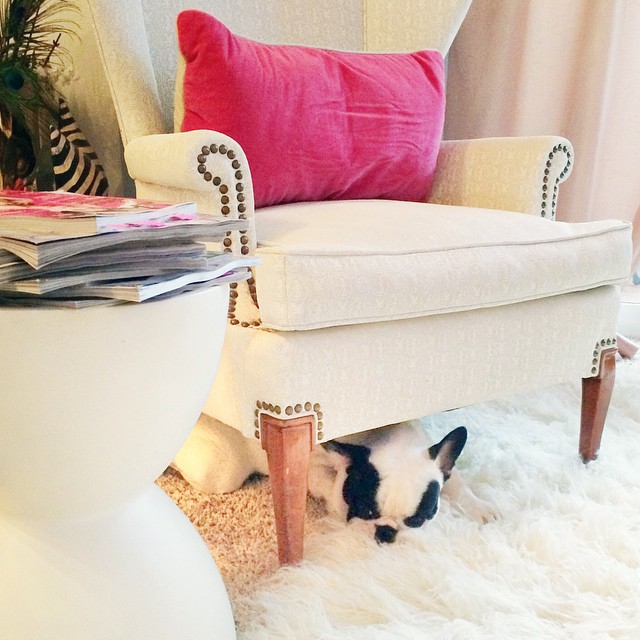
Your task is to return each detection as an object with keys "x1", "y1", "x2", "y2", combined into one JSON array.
[{"x1": 0, "y1": 286, "x2": 236, "y2": 640}]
